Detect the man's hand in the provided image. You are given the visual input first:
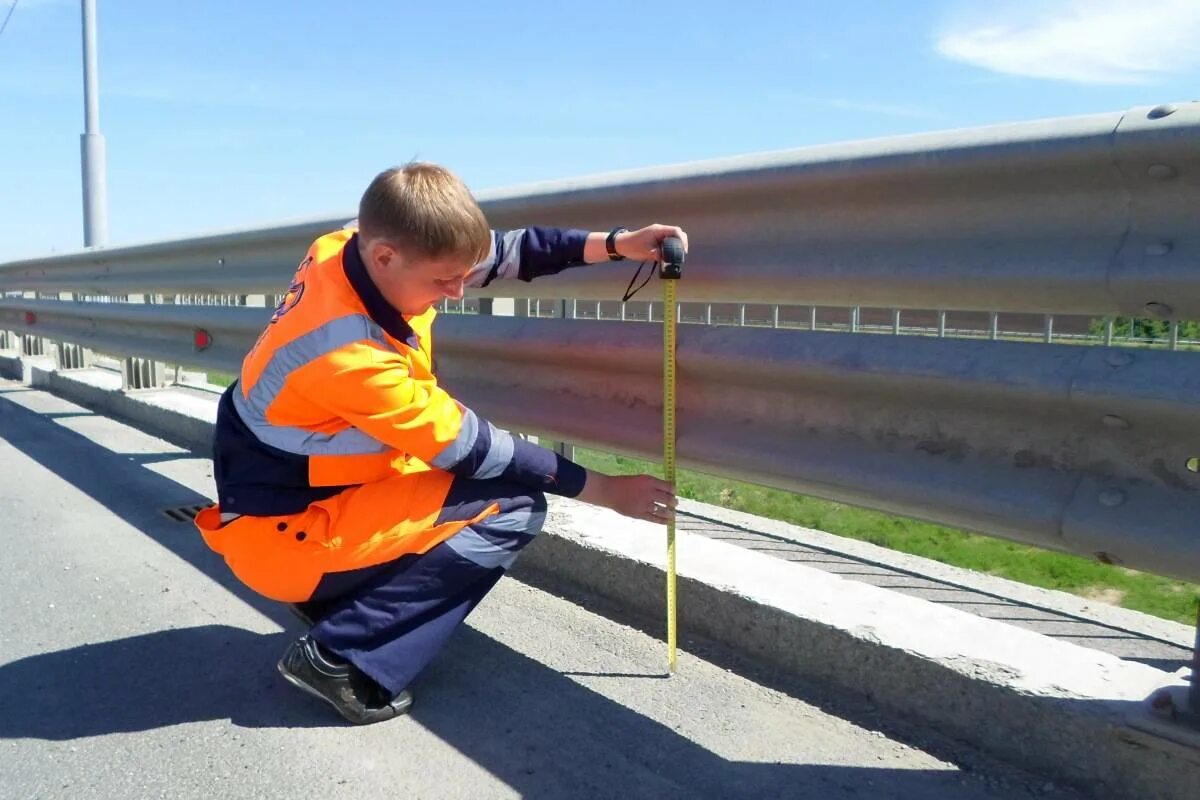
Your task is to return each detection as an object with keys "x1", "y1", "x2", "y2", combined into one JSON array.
[
  {"x1": 576, "y1": 471, "x2": 678, "y2": 524},
  {"x1": 615, "y1": 224, "x2": 689, "y2": 263},
  {"x1": 583, "y1": 224, "x2": 689, "y2": 264}
]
